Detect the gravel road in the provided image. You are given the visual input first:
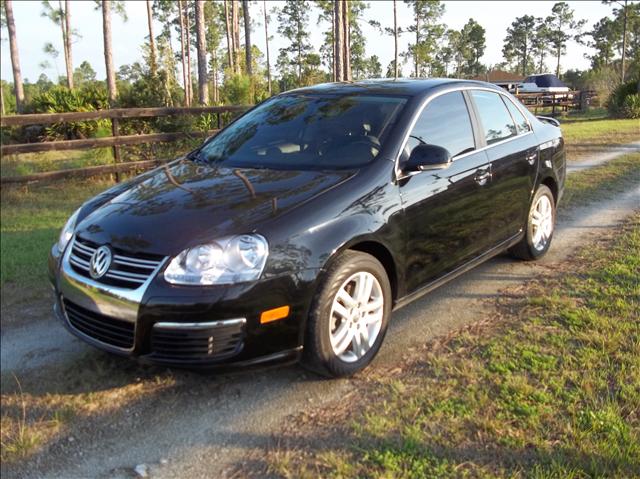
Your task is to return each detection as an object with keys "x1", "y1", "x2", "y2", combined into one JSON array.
[{"x1": 2, "y1": 146, "x2": 638, "y2": 479}]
